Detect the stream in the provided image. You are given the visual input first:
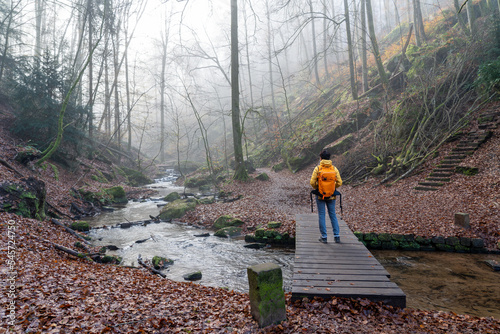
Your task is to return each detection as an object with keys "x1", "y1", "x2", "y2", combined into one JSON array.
[
  {"x1": 87, "y1": 171, "x2": 499, "y2": 319},
  {"x1": 87, "y1": 172, "x2": 294, "y2": 292}
]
